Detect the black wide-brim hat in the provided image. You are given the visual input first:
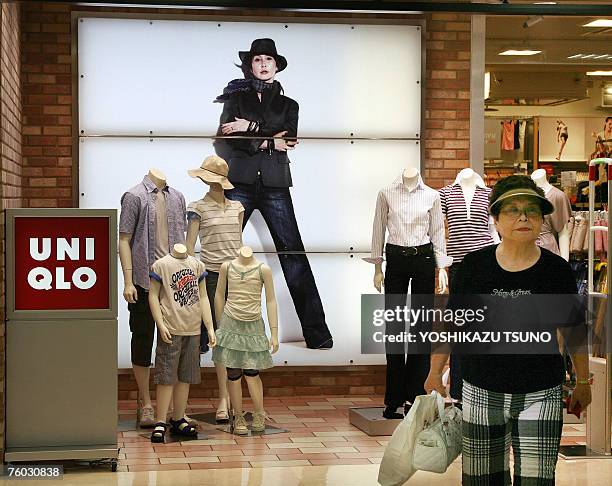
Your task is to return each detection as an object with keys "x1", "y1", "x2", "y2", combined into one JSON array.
[{"x1": 239, "y1": 38, "x2": 287, "y2": 72}]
